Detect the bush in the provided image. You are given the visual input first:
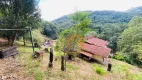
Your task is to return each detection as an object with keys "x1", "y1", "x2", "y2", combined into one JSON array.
[
  {"x1": 96, "y1": 67, "x2": 105, "y2": 75},
  {"x1": 112, "y1": 52, "x2": 125, "y2": 60}
]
